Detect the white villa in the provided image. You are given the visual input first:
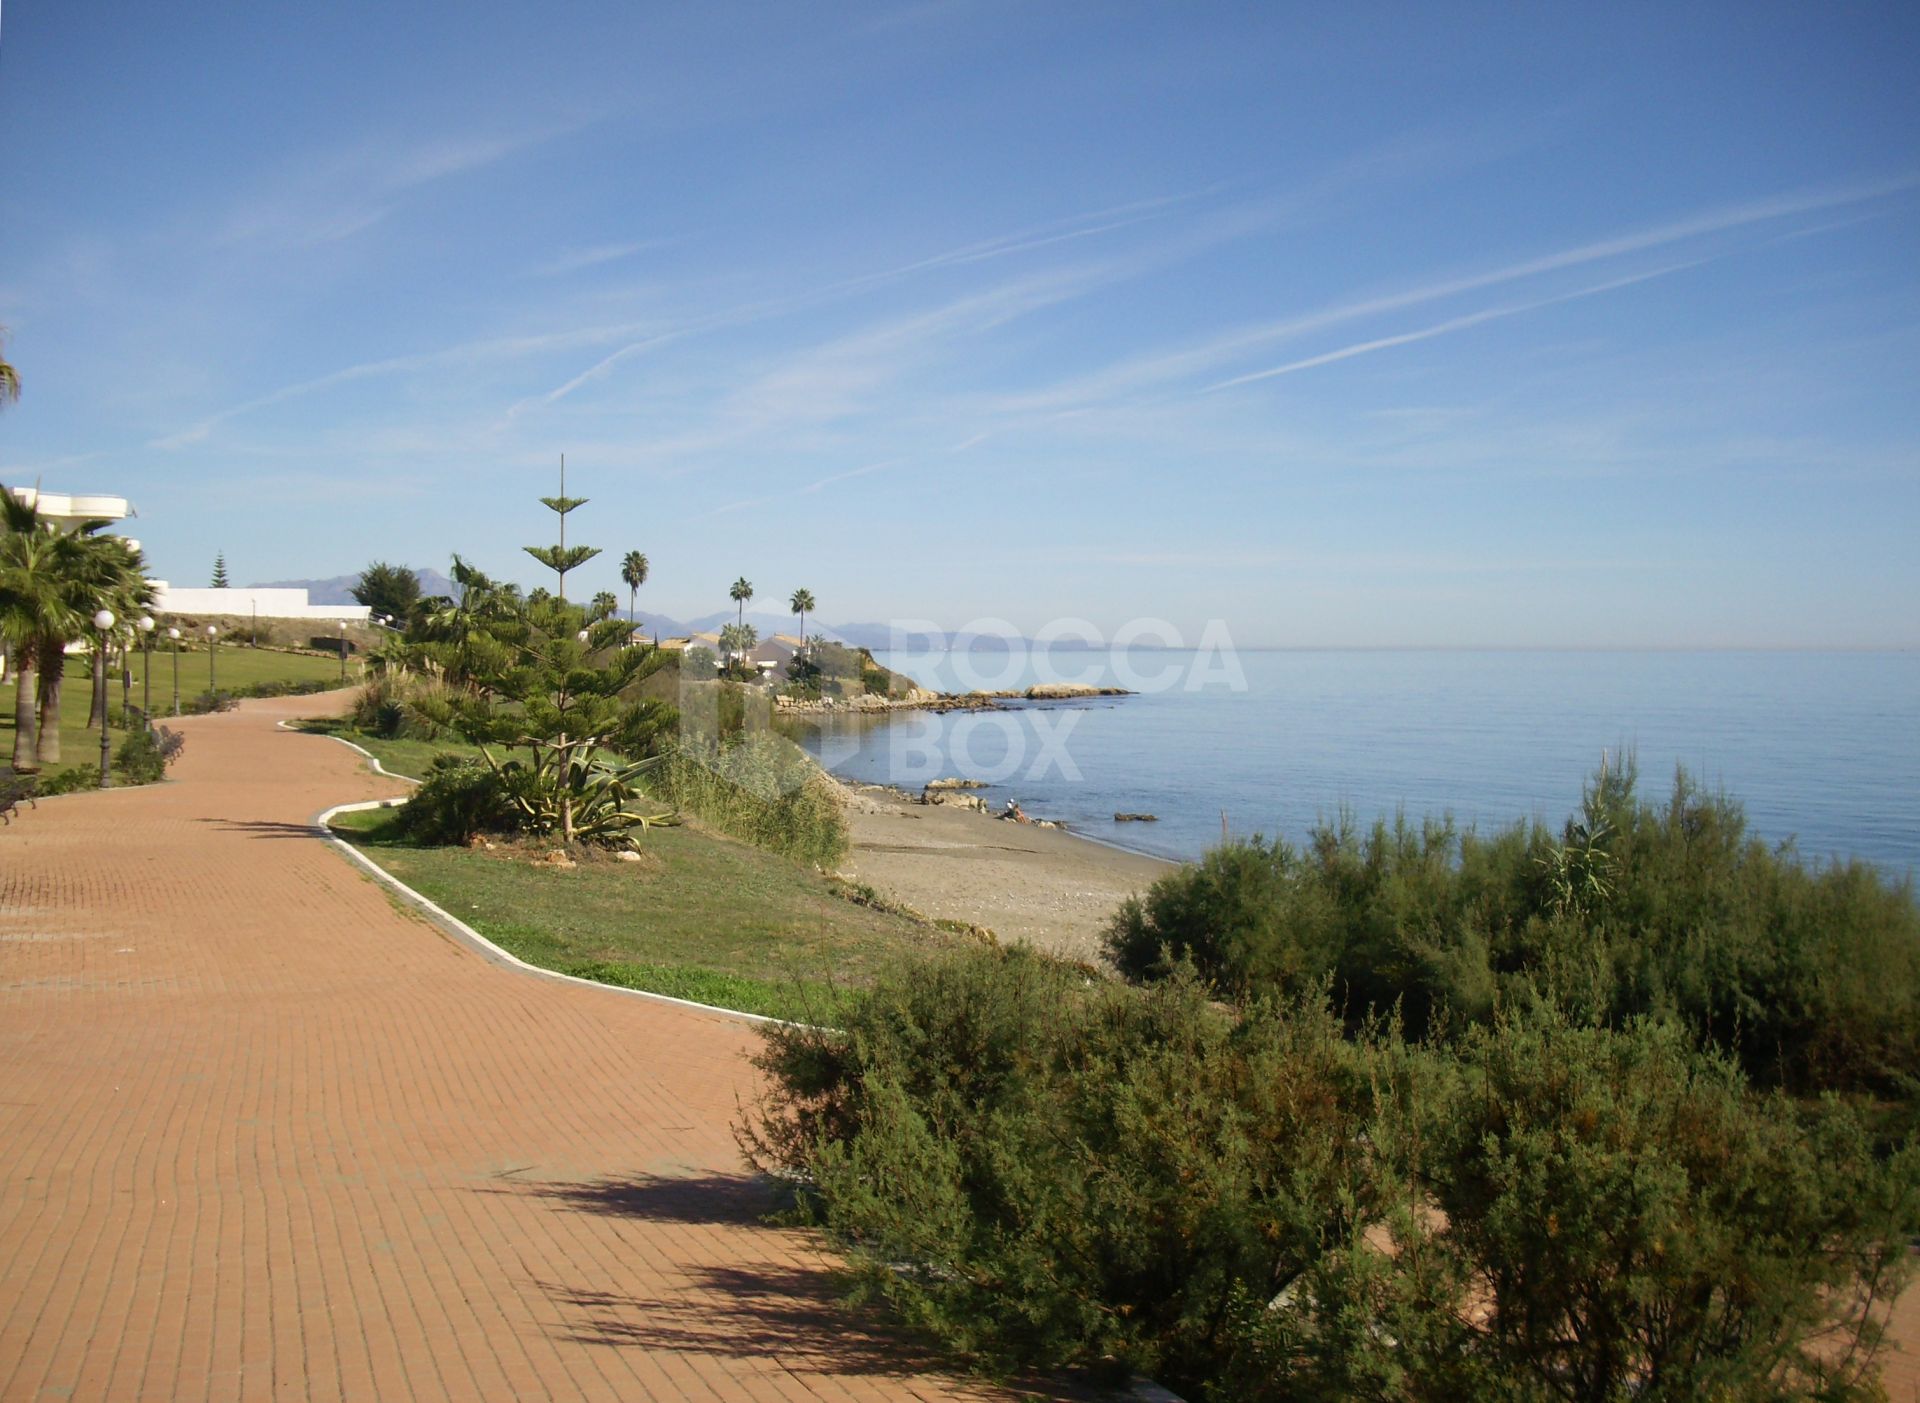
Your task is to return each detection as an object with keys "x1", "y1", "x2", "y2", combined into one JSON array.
[{"x1": 5, "y1": 484, "x2": 369, "y2": 623}]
